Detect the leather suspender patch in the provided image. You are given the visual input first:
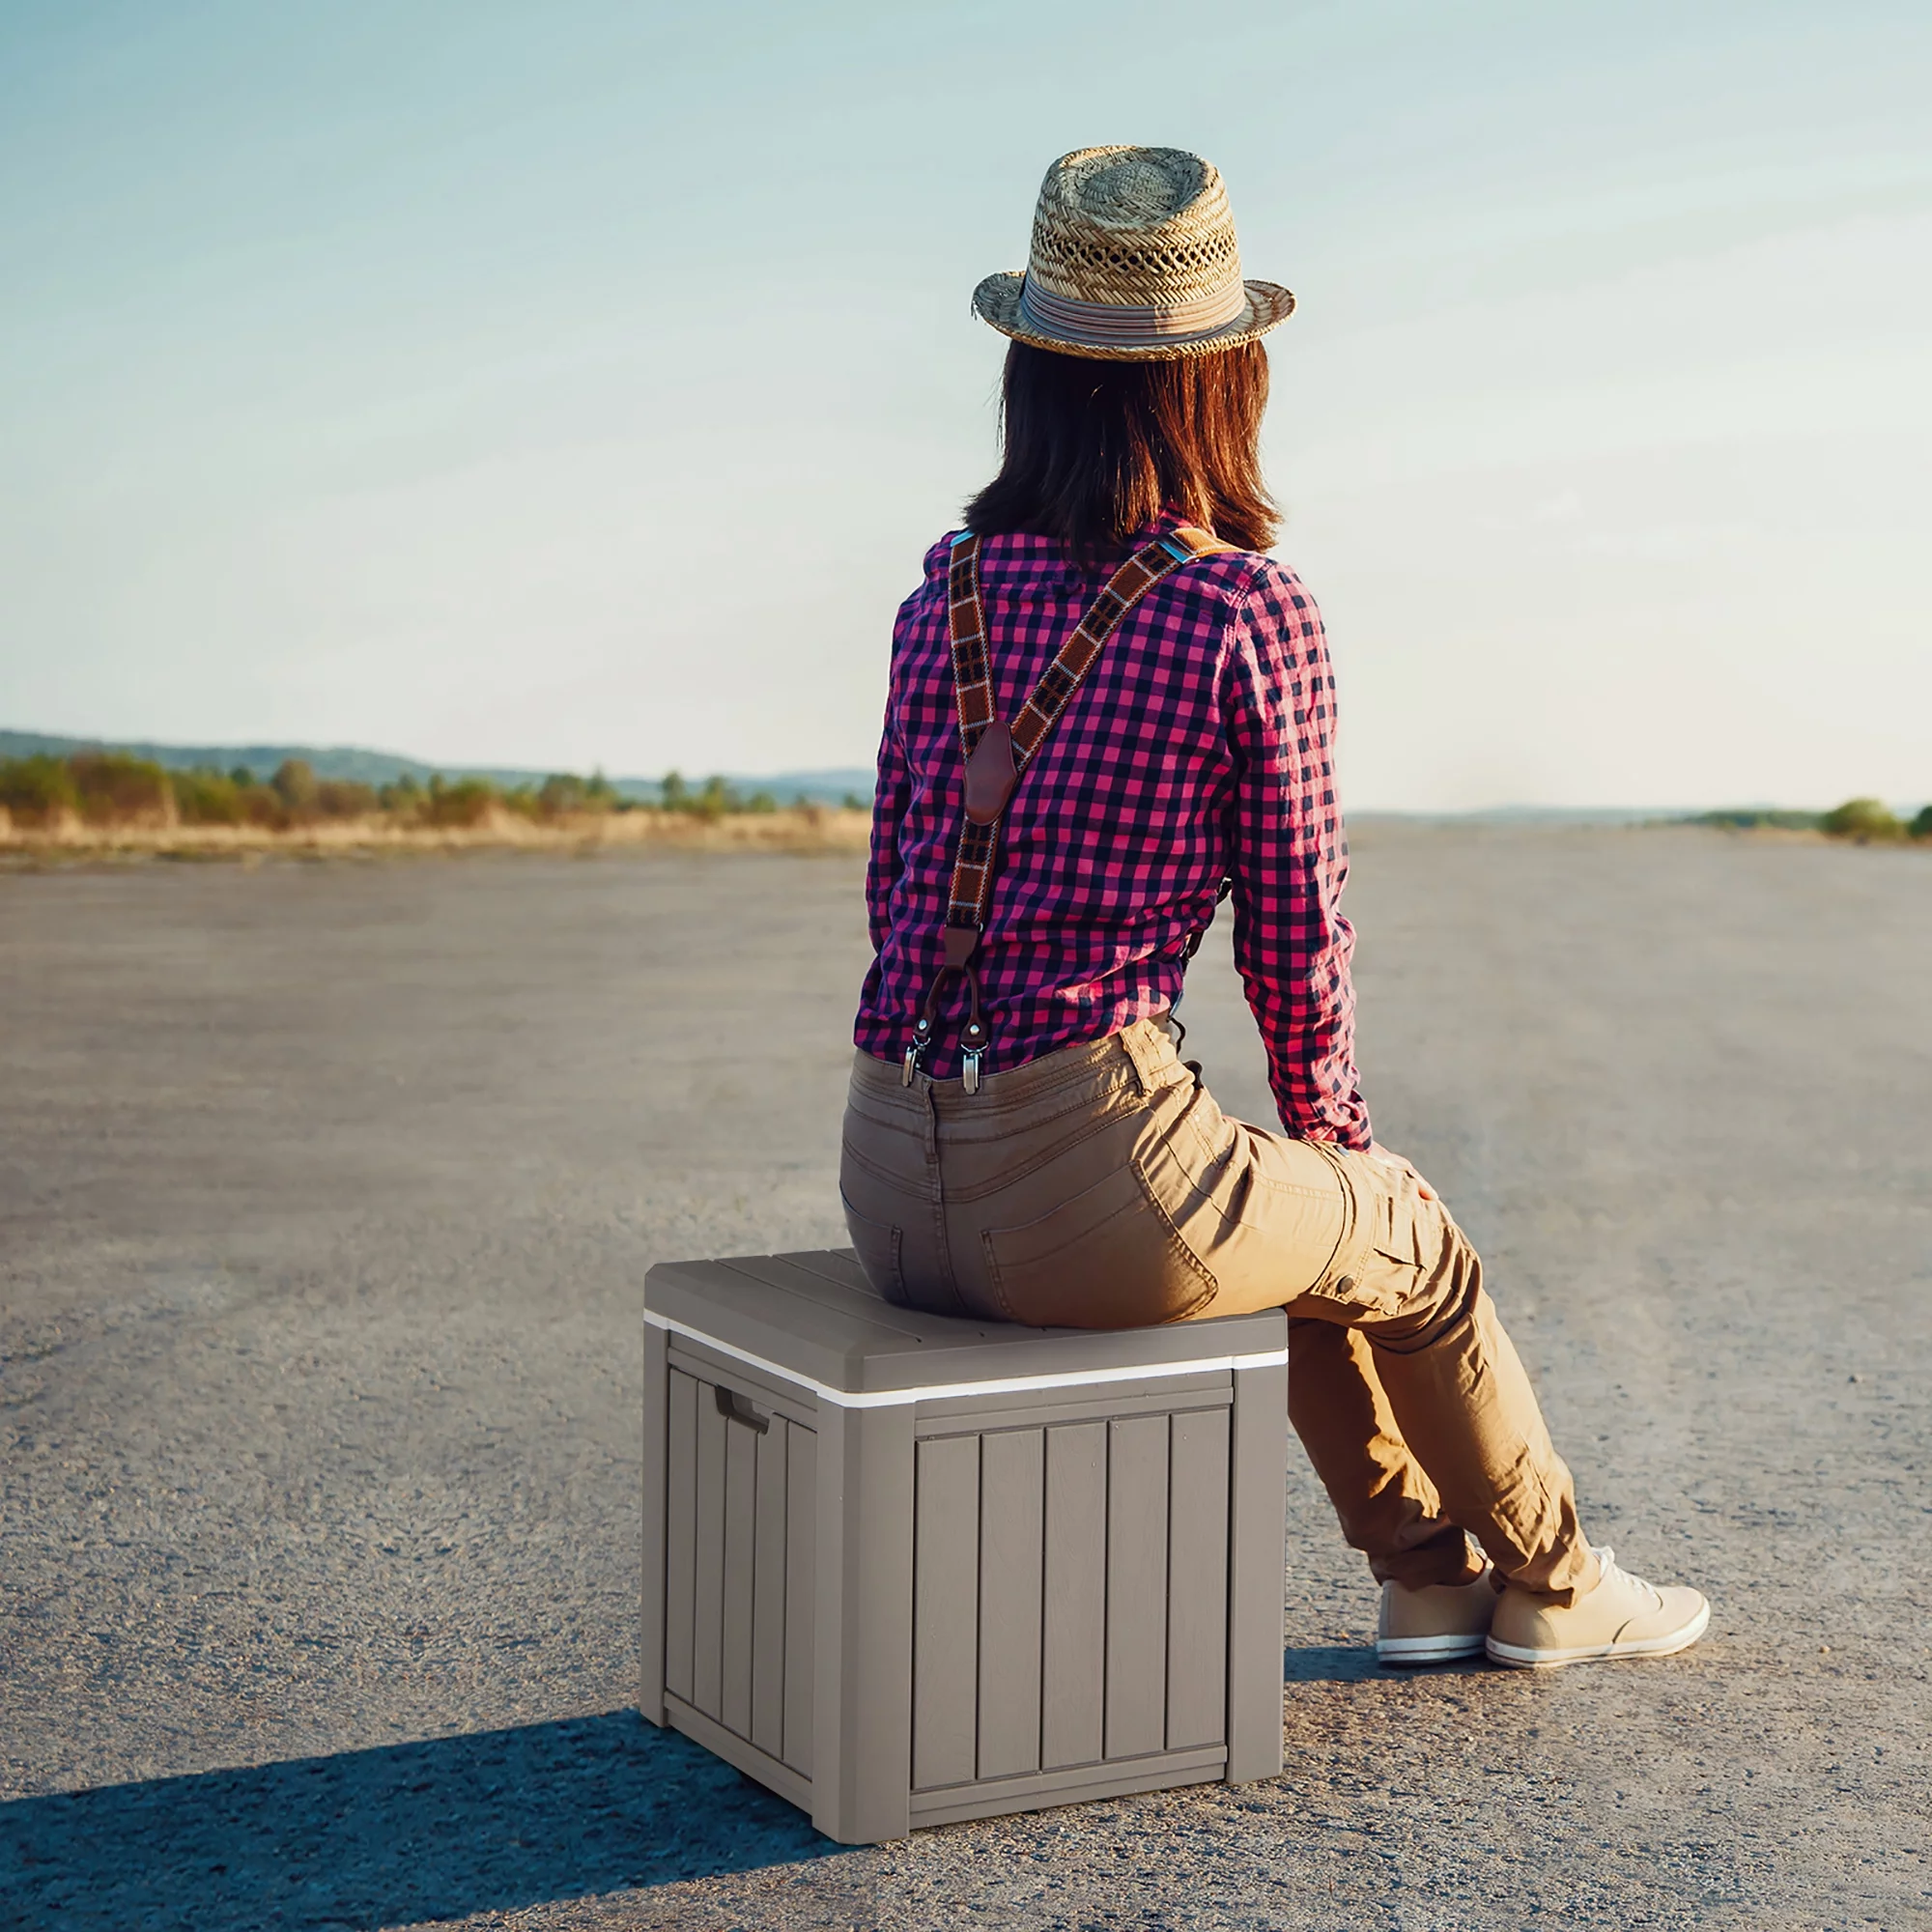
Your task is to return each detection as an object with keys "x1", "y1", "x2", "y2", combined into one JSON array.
[{"x1": 904, "y1": 525, "x2": 1231, "y2": 1092}]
